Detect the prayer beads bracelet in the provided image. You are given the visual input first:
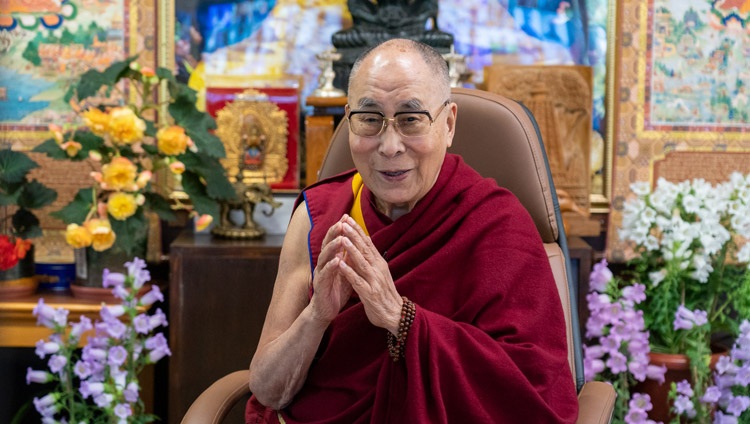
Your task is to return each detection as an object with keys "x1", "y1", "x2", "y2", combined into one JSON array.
[{"x1": 387, "y1": 296, "x2": 416, "y2": 362}]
